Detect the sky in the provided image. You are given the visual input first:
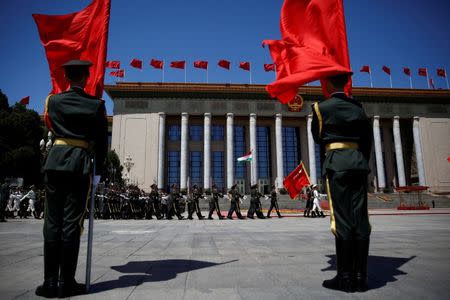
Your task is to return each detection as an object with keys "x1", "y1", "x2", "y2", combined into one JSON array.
[{"x1": 1, "y1": 0, "x2": 450, "y2": 115}]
